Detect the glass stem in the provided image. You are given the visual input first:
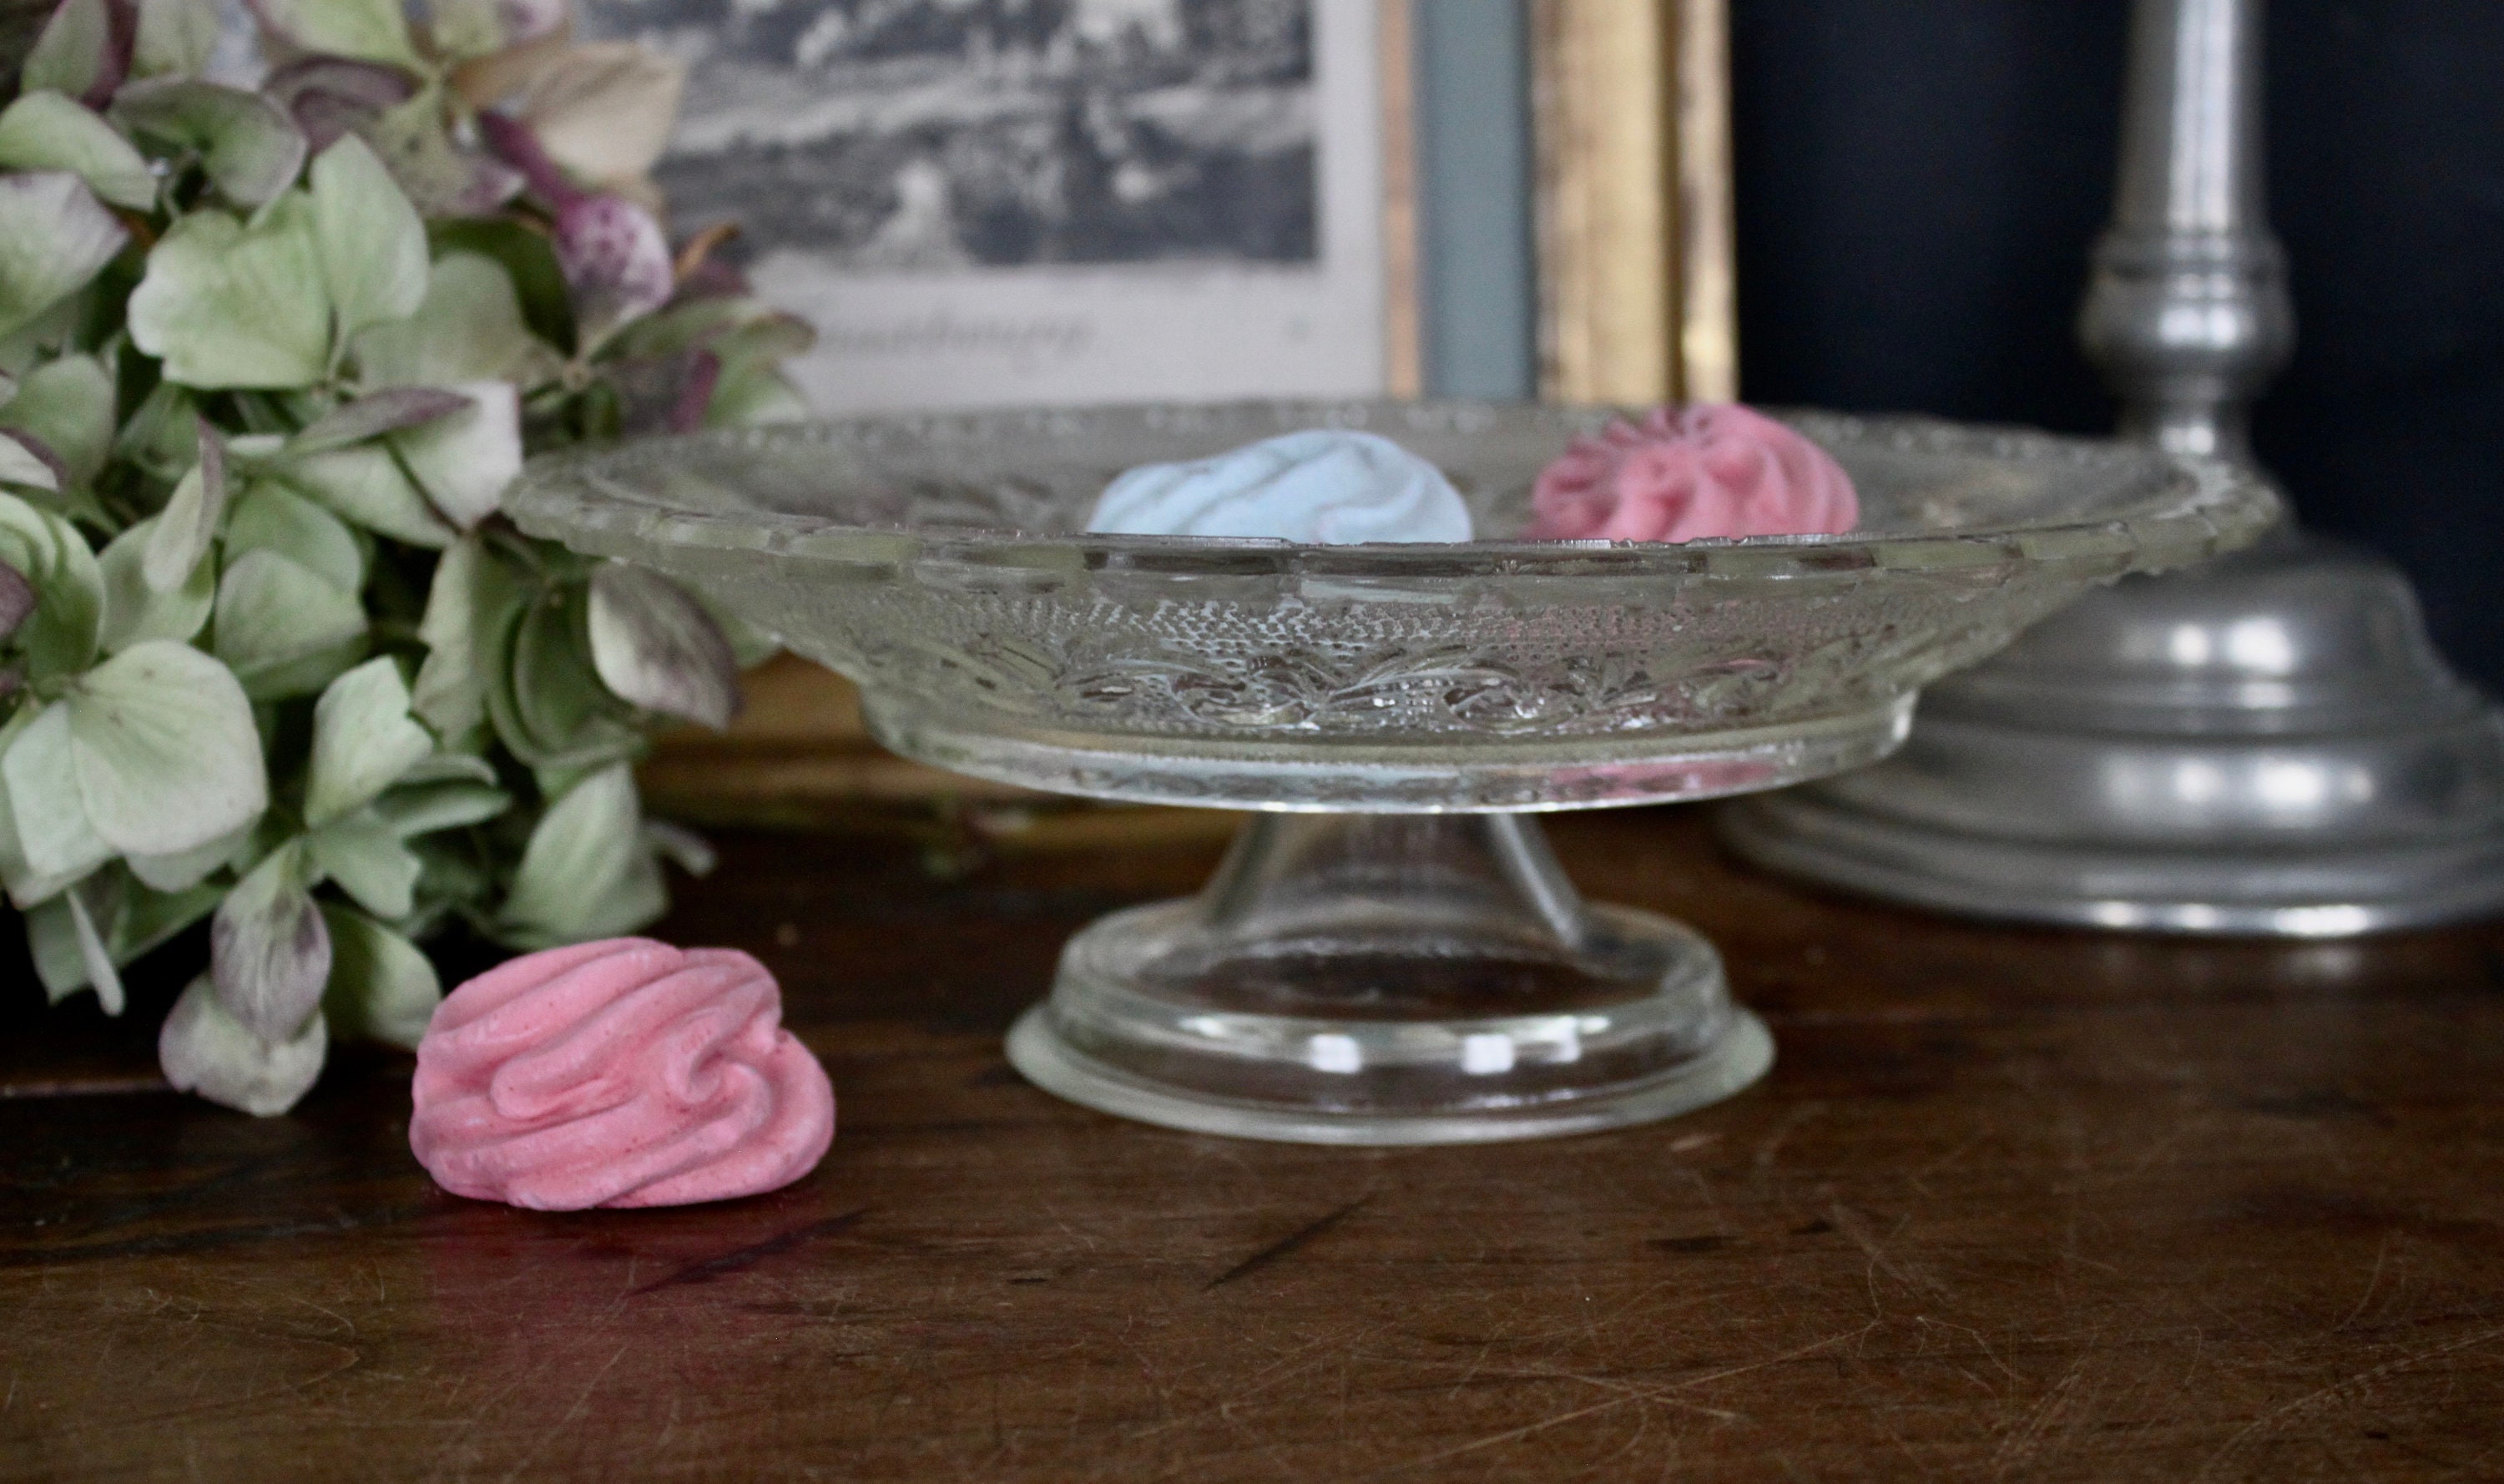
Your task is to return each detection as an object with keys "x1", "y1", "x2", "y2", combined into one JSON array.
[{"x1": 1196, "y1": 814, "x2": 1591, "y2": 950}]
